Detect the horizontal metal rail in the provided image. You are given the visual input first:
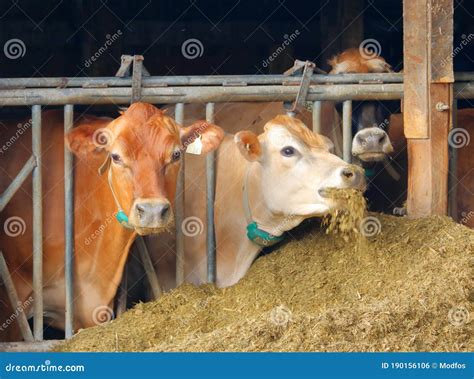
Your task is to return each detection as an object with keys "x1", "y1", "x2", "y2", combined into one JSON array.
[
  {"x1": 0, "y1": 84, "x2": 403, "y2": 106},
  {"x1": 0, "y1": 83, "x2": 472, "y2": 106},
  {"x1": 1, "y1": 72, "x2": 473, "y2": 89},
  {"x1": 0, "y1": 73, "x2": 403, "y2": 88}
]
